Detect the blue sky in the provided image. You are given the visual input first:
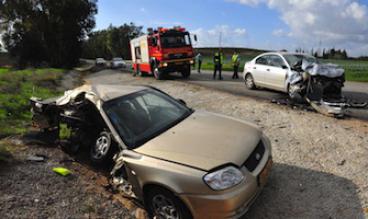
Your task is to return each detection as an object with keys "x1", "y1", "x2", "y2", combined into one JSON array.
[{"x1": 96, "y1": 0, "x2": 368, "y2": 56}]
